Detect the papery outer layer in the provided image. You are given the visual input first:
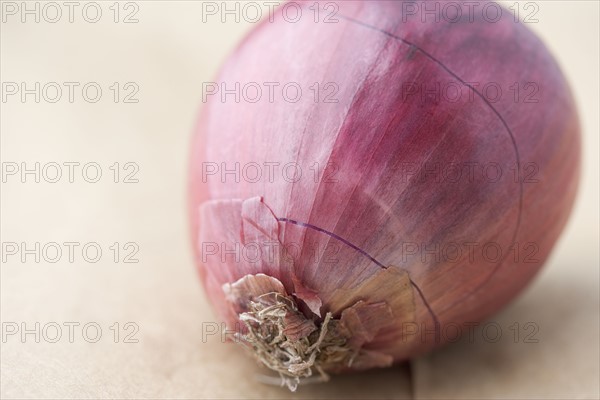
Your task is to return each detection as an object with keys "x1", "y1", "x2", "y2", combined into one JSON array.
[{"x1": 201, "y1": 197, "x2": 418, "y2": 361}]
